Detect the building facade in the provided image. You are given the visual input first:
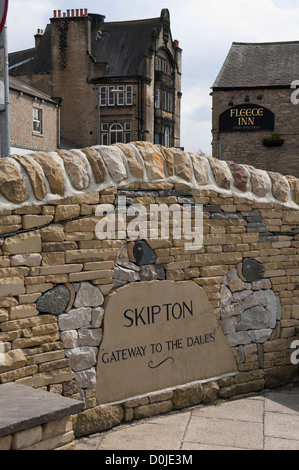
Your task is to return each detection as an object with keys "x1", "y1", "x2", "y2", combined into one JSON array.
[
  {"x1": 9, "y1": 8, "x2": 182, "y2": 150},
  {"x1": 9, "y1": 77, "x2": 60, "y2": 154},
  {"x1": 211, "y1": 41, "x2": 299, "y2": 178}
]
